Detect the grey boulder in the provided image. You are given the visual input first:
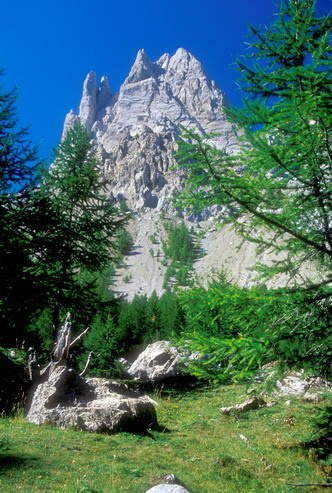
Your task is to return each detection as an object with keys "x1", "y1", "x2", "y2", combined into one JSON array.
[
  {"x1": 26, "y1": 366, "x2": 157, "y2": 433},
  {"x1": 126, "y1": 341, "x2": 183, "y2": 382}
]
